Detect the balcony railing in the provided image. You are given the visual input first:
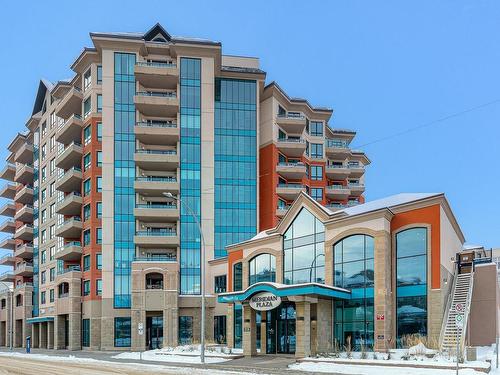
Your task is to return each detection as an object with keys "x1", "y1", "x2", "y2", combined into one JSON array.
[
  {"x1": 277, "y1": 183, "x2": 304, "y2": 189},
  {"x1": 136, "y1": 120, "x2": 177, "y2": 128},
  {"x1": 58, "y1": 216, "x2": 81, "y2": 227},
  {"x1": 15, "y1": 282, "x2": 33, "y2": 290},
  {"x1": 58, "y1": 265, "x2": 81, "y2": 275},
  {"x1": 136, "y1": 229, "x2": 177, "y2": 236},
  {"x1": 134, "y1": 255, "x2": 177, "y2": 262},
  {"x1": 137, "y1": 61, "x2": 177, "y2": 68},
  {"x1": 136, "y1": 203, "x2": 177, "y2": 209},
  {"x1": 59, "y1": 114, "x2": 82, "y2": 130},
  {"x1": 327, "y1": 184, "x2": 349, "y2": 190},
  {"x1": 277, "y1": 162, "x2": 305, "y2": 167},
  {"x1": 136, "y1": 91, "x2": 177, "y2": 98},
  {"x1": 326, "y1": 139, "x2": 349, "y2": 148},
  {"x1": 135, "y1": 149, "x2": 177, "y2": 155},
  {"x1": 63, "y1": 241, "x2": 82, "y2": 248},
  {"x1": 277, "y1": 138, "x2": 305, "y2": 144},
  {"x1": 136, "y1": 176, "x2": 177, "y2": 182},
  {"x1": 277, "y1": 112, "x2": 305, "y2": 119},
  {"x1": 57, "y1": 141, "x2": 82, "y2": 156}
]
